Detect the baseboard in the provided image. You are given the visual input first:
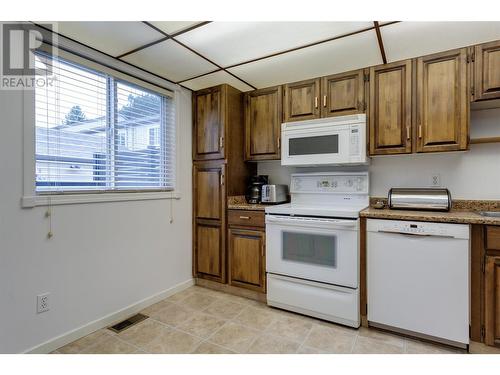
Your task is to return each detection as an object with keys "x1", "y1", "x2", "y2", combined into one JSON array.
[{"x1": 25, "y1": 278, "x2": 195, "y2": 354}]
